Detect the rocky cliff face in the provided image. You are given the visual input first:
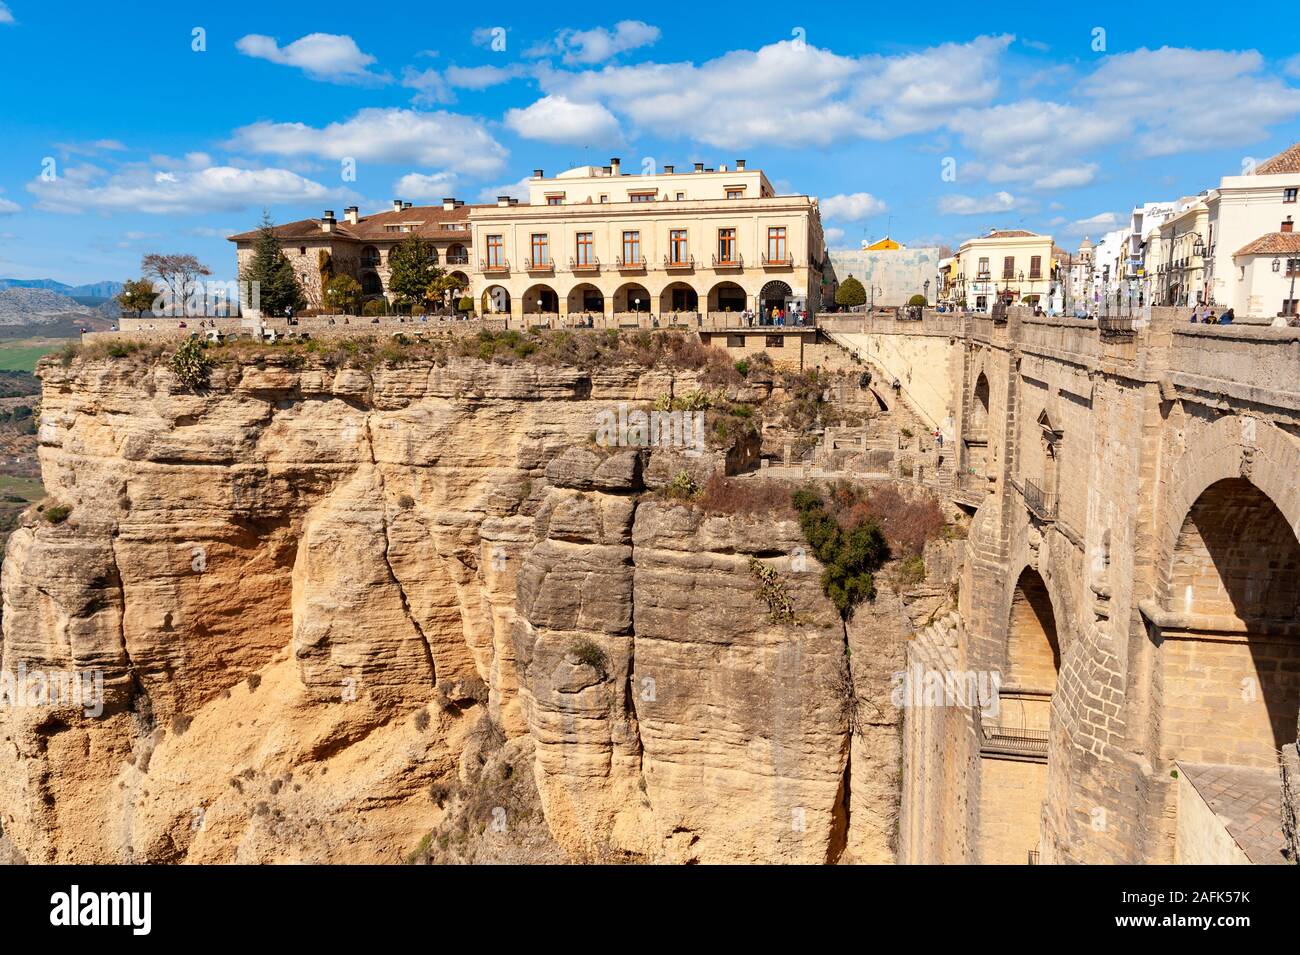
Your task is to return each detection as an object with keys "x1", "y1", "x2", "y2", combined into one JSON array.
[{"x1": 0, "y1": 349, "x2": 934, "y2": 863}]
